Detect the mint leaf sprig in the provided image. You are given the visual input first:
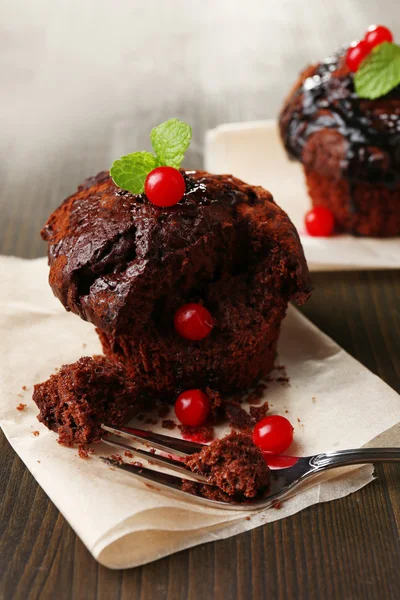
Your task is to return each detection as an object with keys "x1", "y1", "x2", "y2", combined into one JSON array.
[
  {"x1": 110, "y1": 118, "x2": 192, "y2": 194},
  {"x1": 355, "y1": 41, "x2": 400, "y2": 99}
]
